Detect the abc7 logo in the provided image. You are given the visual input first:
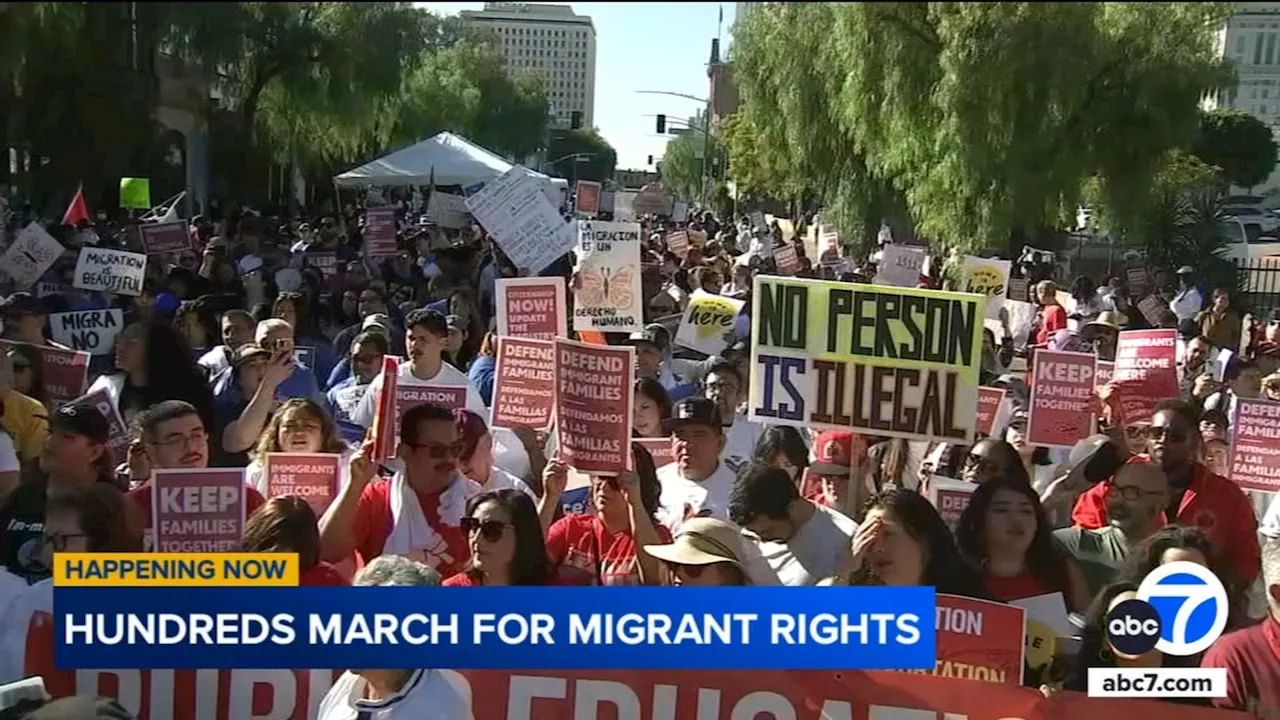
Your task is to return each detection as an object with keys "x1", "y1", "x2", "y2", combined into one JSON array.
[{"x1": 1104, "y1": 561, "x2": 1229, "y2": 657}]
